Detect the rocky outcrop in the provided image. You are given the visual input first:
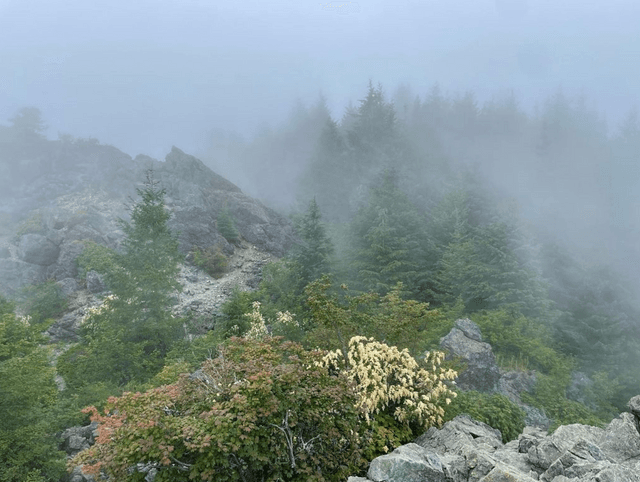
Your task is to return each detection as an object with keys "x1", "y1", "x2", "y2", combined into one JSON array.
[
  {"x1": 60, "y1": 422, "x2": 99, "y2": 482},
  {"x1": 439, "y1": 319, "x2": 501, "y2": 393},
  {"x1": 439, "y1": 319, "x2": 550, "y2": 430},
  {"x1": 0, "y1": 145, "x2": 295, "y2": 298},
  {"x1": 350, "y1": 397, "x2": 640, "y2": 482}
]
